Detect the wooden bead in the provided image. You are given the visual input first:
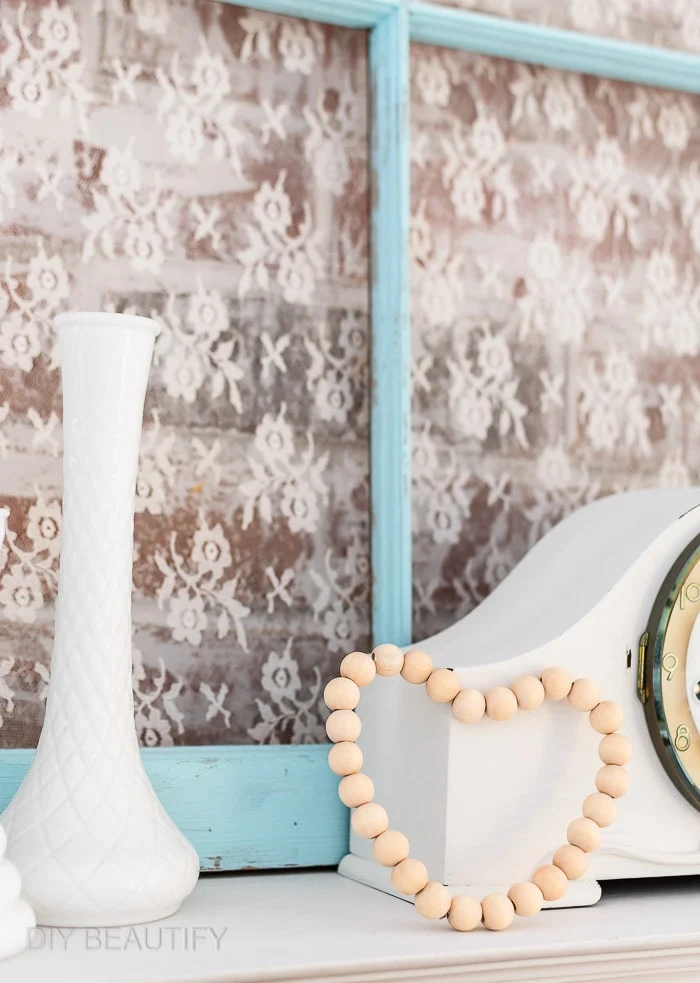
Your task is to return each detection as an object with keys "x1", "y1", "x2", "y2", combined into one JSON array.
[
  {"x1": 508, "y1": 882, "x2": 543, "y2": 917},
  {"x1": 531, "y1": 864, "x2": 568, "y2": 901},
  {"x1": 568, "y1": 678, "x2": 601, "y2": 712},
  {"x1": 324, "y1": 677, "x2": 360, "y2": 711},
  {"x1": 567, "y1": 817, "x2": 601, "y2": 853},
  {"x1": 451, "y1": 687, "x2": 486, "y2": 724},
  {"x1": 448, "y1": 895, "x2": 482, "y2": 932},
  {"x1": 338, "y1": 773, "x2": 374, "y2": 808},
  {"x1": 414, "y1": 881, "x2": 452, "y2": 919},
  {"x1": 541, "y1": 667, "x2": 573, "y2": 701},
  {"x1": 595, "y1": 764, "x2": 629, "y2": 798},
  {"x1": 328, "y1": 742, "x2": 363, "y2": 776},
  {"x1": 582, "y1": 792, "x2": 616, "y2": 827},
  {"x1": 392, "y1": 858, "x2": 429, "y2": 896},
  {"x1": 426, "y1": 668, "x2": 461, "y2": 703},
  {"x1": 325, "y1": 709, "x2": 361, "y2": 743},
  {"x1": 553, "y1": 844, "x2": 588, "y2": 880},
  {"x1": 481, "y1": 894, "x2": 515, "y2": 931},
  {"x1": 340, "y1": 651, "x2": 376, "y2": 687},
  {"x1": 589, "y1": 700, "x2": 623, "y2": 734},
  {"x1": 351, "y1": 802, "x2": 389, "y2": 839},
  {"x1": 401, "y1": 649, "x2": 434, "y2": 684},
  {"x1": 598, "y1": 733, "x2": 631, "y2": 766},
  {"x1": 485, "y1": 686, "x2": 518, "y2": 721},
  {"x1": 510, "y1": 675, "x2": 545, "y2": 711},
  {"x1": 373, "y1": 643, "x2": 404, "y2": 677},
  {"x1": 373, "y1": 830, "x2": 409, "y2": 867}
]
